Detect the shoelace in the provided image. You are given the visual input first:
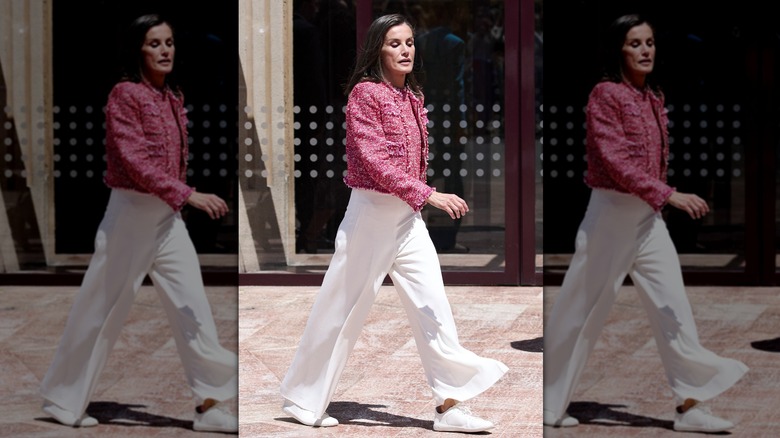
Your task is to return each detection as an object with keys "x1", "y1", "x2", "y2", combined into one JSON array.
[
  {"x1": 211, "y1": 402, "x2": 234, "y2": 416},
  {"x1": 451, "y1": 404, "x2": 475, "y2": 417}
]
